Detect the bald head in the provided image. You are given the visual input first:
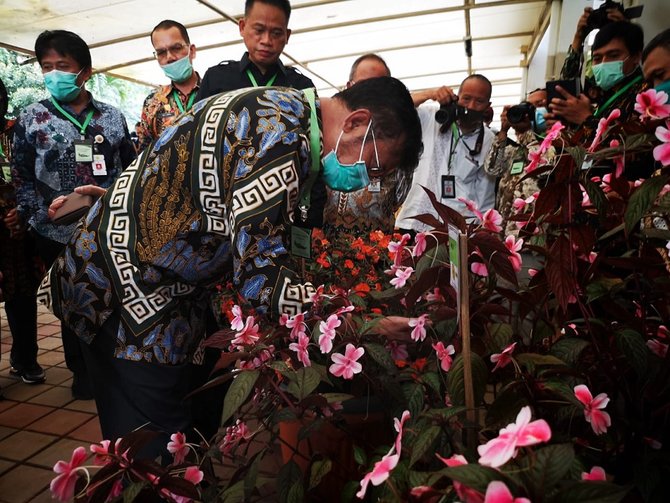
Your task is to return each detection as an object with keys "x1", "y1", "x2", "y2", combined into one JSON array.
[{"x1": 347, "y1": 54, "x2": 391, "y2": 88}]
